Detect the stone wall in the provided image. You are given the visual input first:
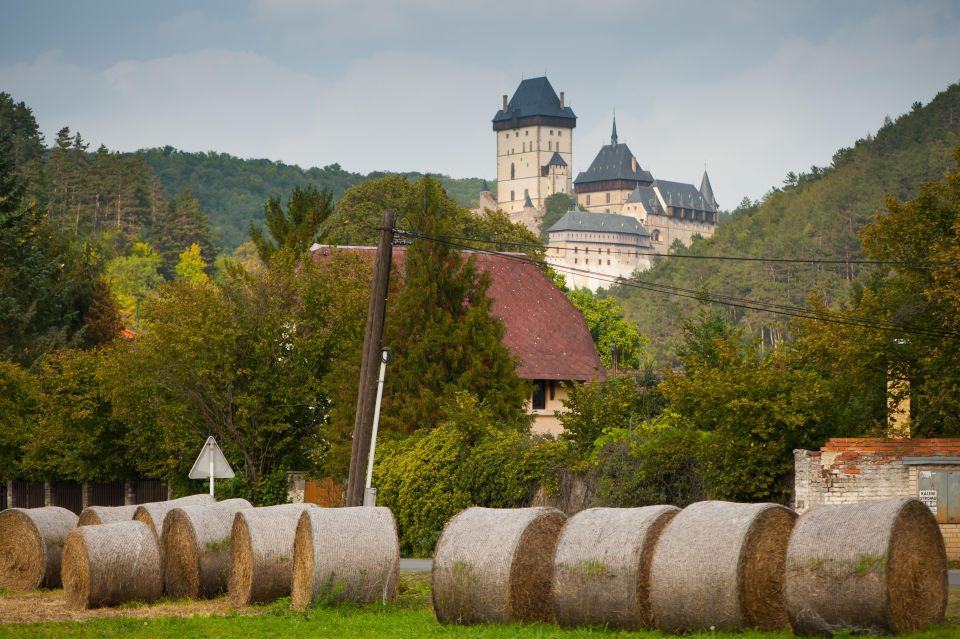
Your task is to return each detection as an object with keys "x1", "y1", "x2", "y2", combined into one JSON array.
[{"x1": 795, "y1": 438, "x2": 960, "y2": 559}]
